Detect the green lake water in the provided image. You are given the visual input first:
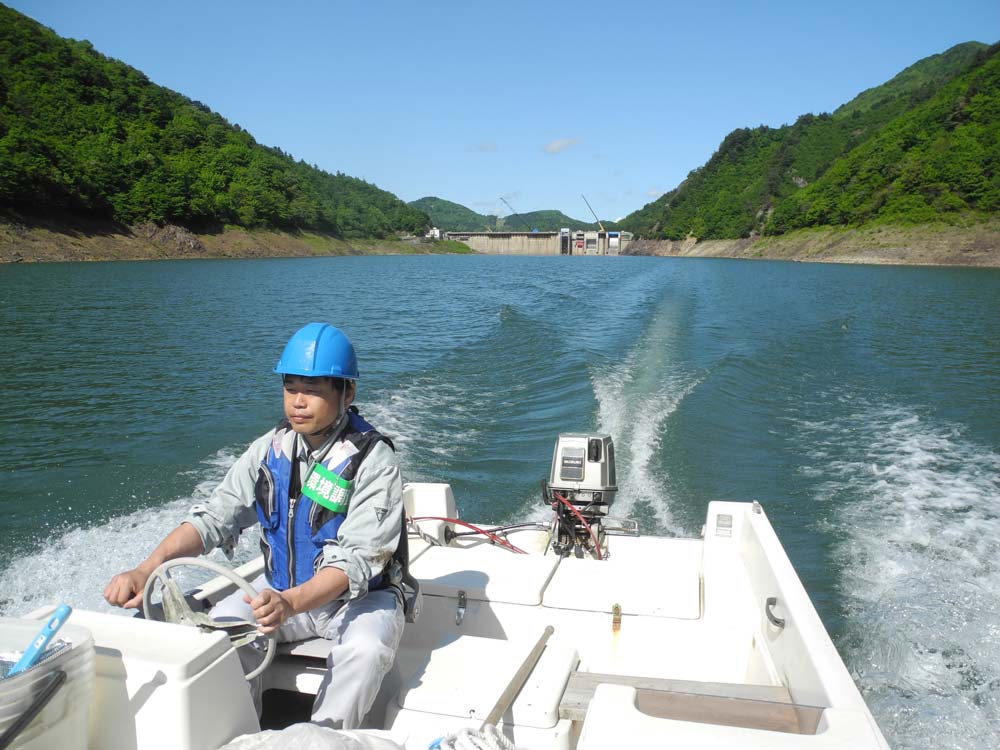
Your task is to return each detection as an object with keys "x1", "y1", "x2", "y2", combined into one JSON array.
[{"x1": 1, "y1": 254, "x2": 998, "y2": 747}]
